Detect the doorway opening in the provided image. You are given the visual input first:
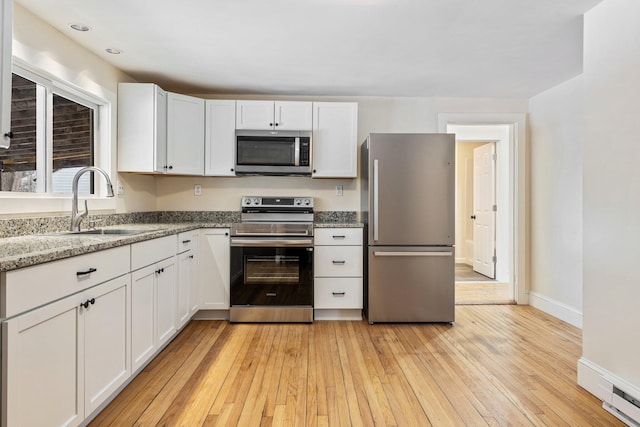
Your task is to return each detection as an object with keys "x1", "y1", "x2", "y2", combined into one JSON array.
[{"x1": 446, "y1": 122, "x2": 517, "y2": 305}]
